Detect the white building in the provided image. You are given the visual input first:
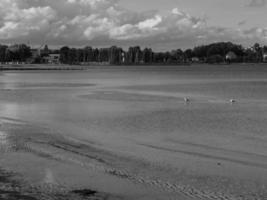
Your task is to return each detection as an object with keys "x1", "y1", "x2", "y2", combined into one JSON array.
[
  {"x1": 263, "y1": 53, "x2": 267, "y2": 62},
  {"x1": 191, "y1": 57, "x2": 200, "y2": 62},
  {"x1": 44, "y1": 54, "x2": 60, "y2": 64},
  {"x1": 225, "y1": 51, "x2": 237, "y2": 61}
]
